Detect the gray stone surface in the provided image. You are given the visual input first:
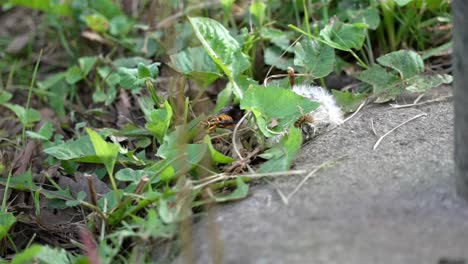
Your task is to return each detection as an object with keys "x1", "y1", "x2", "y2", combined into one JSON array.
[{"x1": 177, "y1": 94, "x2": 468, "y2": 264}]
